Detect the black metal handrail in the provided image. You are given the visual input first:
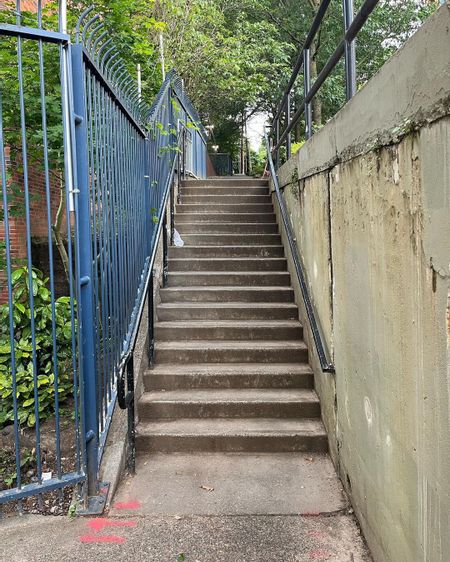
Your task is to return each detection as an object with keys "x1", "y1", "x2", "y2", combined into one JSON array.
[
  {"x1": 270, "y1": 0, "x2": 379, "y2": 162},
  {"x1": 264, "y1": 133, "x2": 335, "y2": 374}
]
